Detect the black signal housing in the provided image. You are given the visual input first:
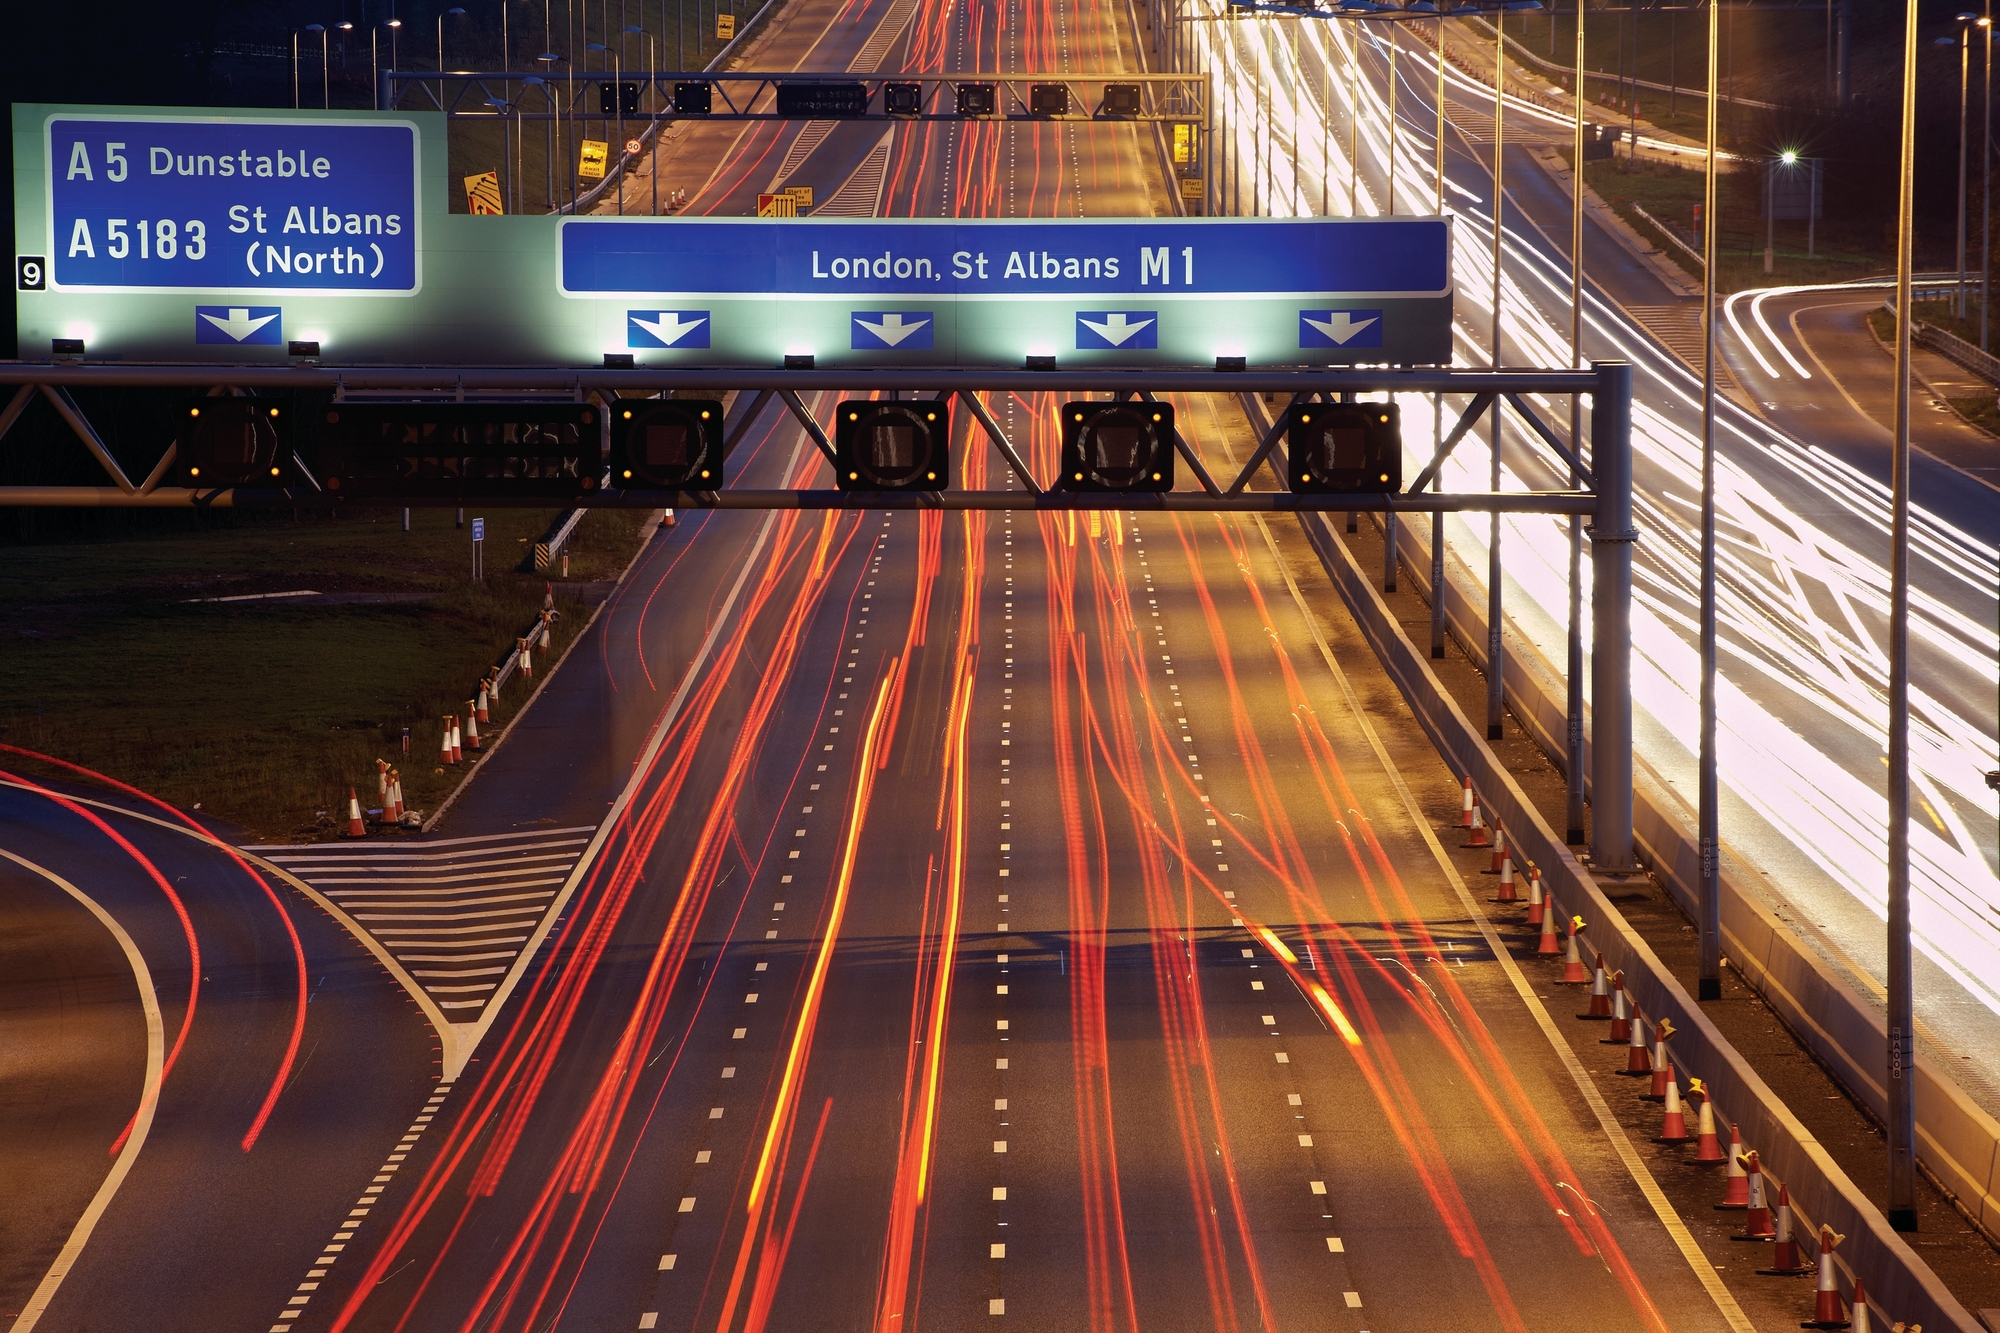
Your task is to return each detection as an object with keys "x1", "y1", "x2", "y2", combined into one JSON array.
[
  {"x1": 1057, "y1": 401, "x2": 1175, "y2": 493},
  {"x1": 833, "y1": 399, "x2": 951, "y2": 491},
  {"x1": 611, "y1": 398, "x2": 725, "y2": 489},
  {"x1": 178, "y1": 396, "x2": 290, "y2": 486},
  {"x1": 1286, "y1": 402, "x2": 1401, "y2": 493}
]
